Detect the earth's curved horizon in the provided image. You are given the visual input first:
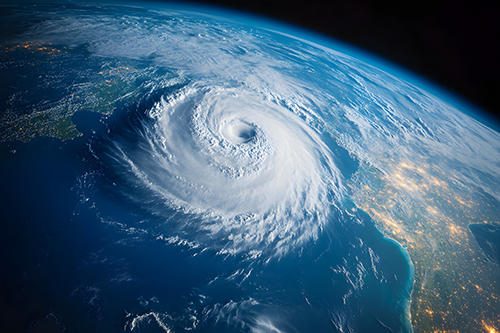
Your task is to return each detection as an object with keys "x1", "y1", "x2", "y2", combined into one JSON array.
[{"x1": 1, "y1": 1, "x2": 499, "y2": 332}]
